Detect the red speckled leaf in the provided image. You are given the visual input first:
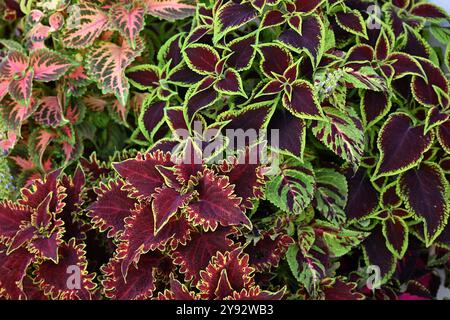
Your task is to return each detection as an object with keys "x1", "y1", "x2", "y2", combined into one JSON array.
[
  {"x1": 145, "y1": 0, "x2": 196, "y2": 21},
  {"x1": 186, "y1": 169, "x2": 251, "y2": 231},
  {"x1": 172, "y1": 228, "x2": 237, "y2": 283},
  {"x1": 8, "y1": 69, "x2": 33, "y2": 105},
  {"x1": 88, "y1": 179, "x2": 138, "y2": 238},
  {"x1": 34, "y1": 239, "x2": 96, "y2": 300},
  {"x1": 114, "y1": 151, "x2": 173, "y2": 199},
  {"x1": 0, "y1": 245, "x2": 34, "y2": 299},
  {"x1": 198, "y1": 248, "x2": 254, "y2": 300},
  {"x1": 117, "y1": 203, "x2": 191, "y2": 278},
  {"x1": 34, "y1": 96, "x2": 63, "y2": 127}
]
